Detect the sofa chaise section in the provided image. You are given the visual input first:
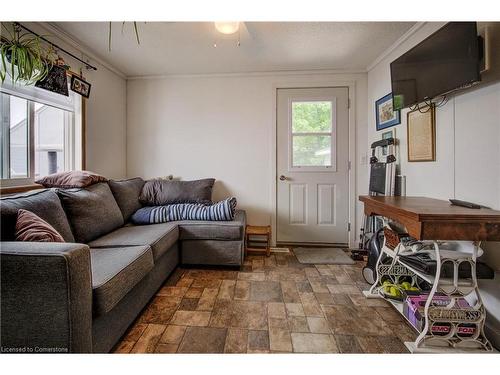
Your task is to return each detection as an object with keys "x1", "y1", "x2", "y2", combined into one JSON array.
[
  {"x1": 178, "y1": 209, "x2": 246, "y2": 266},
  {"x1": 88, "y1": 210, "x2": 246, "y2": 266}
]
